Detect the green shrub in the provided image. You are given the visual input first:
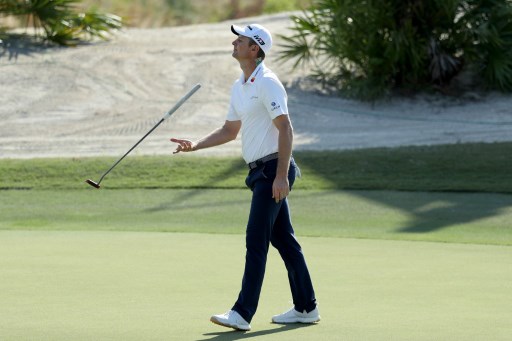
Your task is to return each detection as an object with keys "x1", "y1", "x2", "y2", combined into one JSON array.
[
  {"x1": 279, "y1": 0, "x2": 512, "y2": 99},
  {"x1": 263, "y1": 0, "x2": 311, "y2": 13},
  {"x1": 0, "y1": 0, "x2": 122, "y2": 45}
]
